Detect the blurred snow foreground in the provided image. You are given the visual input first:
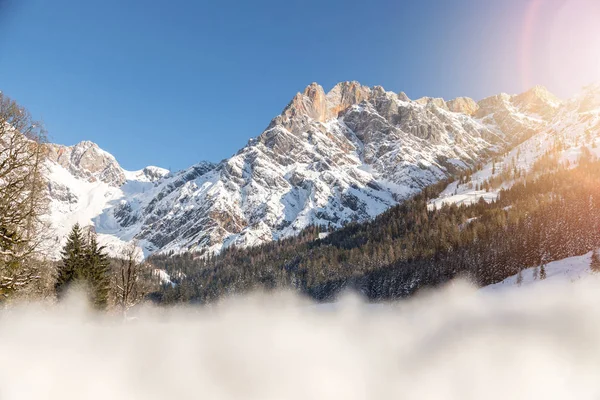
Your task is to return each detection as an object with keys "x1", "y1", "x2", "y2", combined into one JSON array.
[{"x1": 2, "y1": 278, "x2": 600, "y2": 400}]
